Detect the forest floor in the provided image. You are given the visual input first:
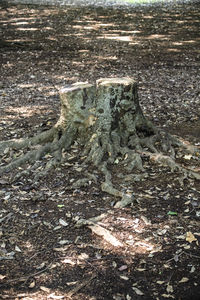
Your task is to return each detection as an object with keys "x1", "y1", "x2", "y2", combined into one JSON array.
[{"x1": 0, "y1": 2, "x2": 200, "y2": 299}]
